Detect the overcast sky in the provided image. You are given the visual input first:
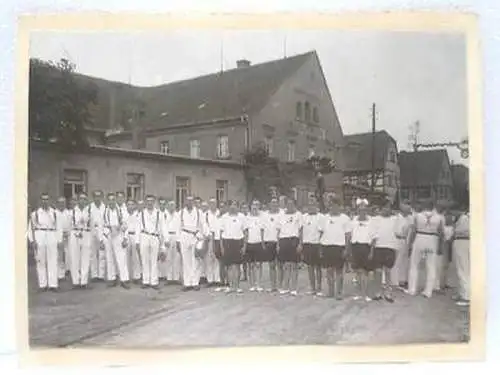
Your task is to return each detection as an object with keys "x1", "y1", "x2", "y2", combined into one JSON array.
[{"x1": 30, "y1": 29, "x2": 468, "y2": 164}]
